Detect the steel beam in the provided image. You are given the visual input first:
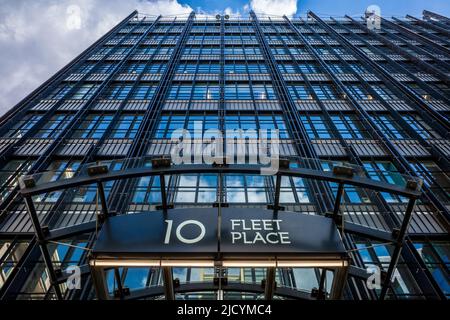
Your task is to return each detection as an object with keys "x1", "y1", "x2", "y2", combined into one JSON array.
[
  {"x1": 379, "y1": 198, "x2": 417, "y2": 300},
  {"x1": 23, "y1": 196, "x2": 63, "y2": 300},
  {"x1": 19, "y1": 164, "x2": 422, "y2": 199},
  {"x1": 264, "y1": 267, "x2": 276, "y2": 300},
  {"x1": 406, "y1": 14, "x2": 450, "y2": 37},
  {"x1": 250, "y1": 10, "x2": 335, "y2": 214},
  {"x1": 423, "y1": 10, "x2": 450, "y2": 23},
  {"x1": 162, "y1": 266, "x2": 175, "y2": 300}
]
